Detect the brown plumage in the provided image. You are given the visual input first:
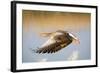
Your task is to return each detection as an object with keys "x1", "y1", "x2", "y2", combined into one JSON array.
[{"x1": 35, "y1": 30, "x2": 79, "y2": 54}]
